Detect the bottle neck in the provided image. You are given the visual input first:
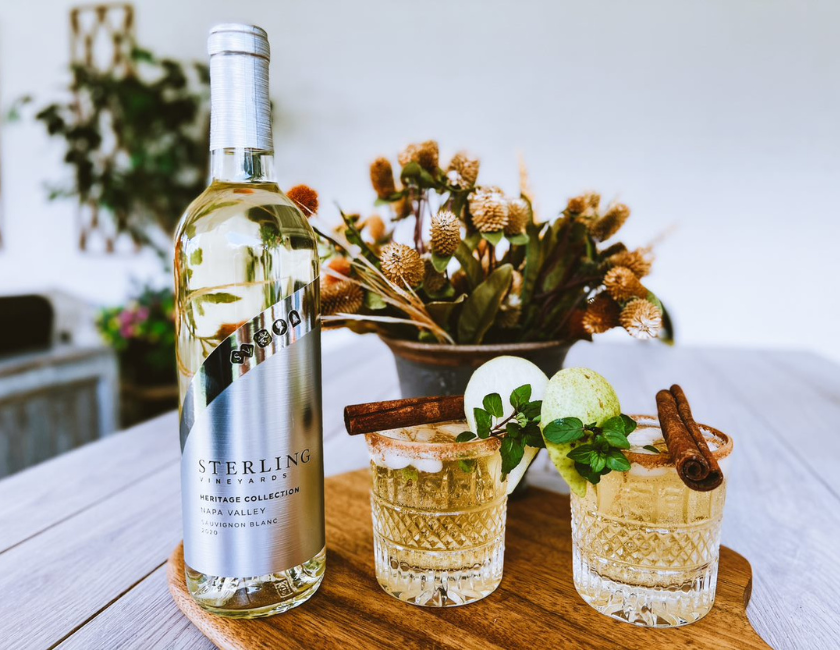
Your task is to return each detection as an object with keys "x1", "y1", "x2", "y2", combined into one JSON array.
[
  {"x1": 208, "y1": 43, "x2": 273, "y2": 178},
  {"x1": 210, "y1": 149, "x2": 276, "y2": 183}
]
